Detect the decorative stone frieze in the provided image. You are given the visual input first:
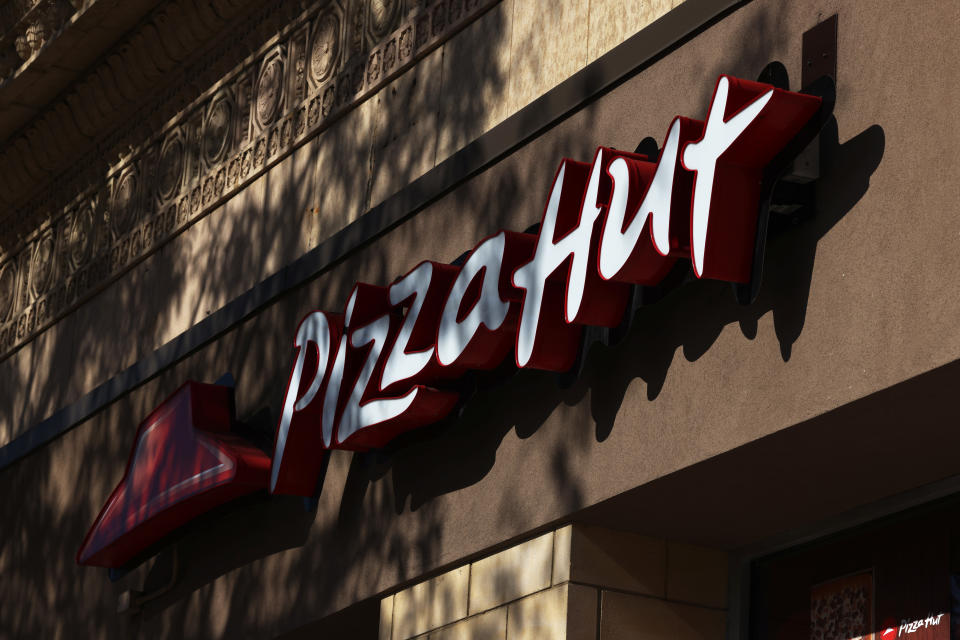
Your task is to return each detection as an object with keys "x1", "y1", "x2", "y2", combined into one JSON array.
[
  {"x1": 0, "y1": 0, "x2": 258, "y2": 214},
  {"x1": 0, "y1": 0, "x2": 499, "y2": 363}
]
